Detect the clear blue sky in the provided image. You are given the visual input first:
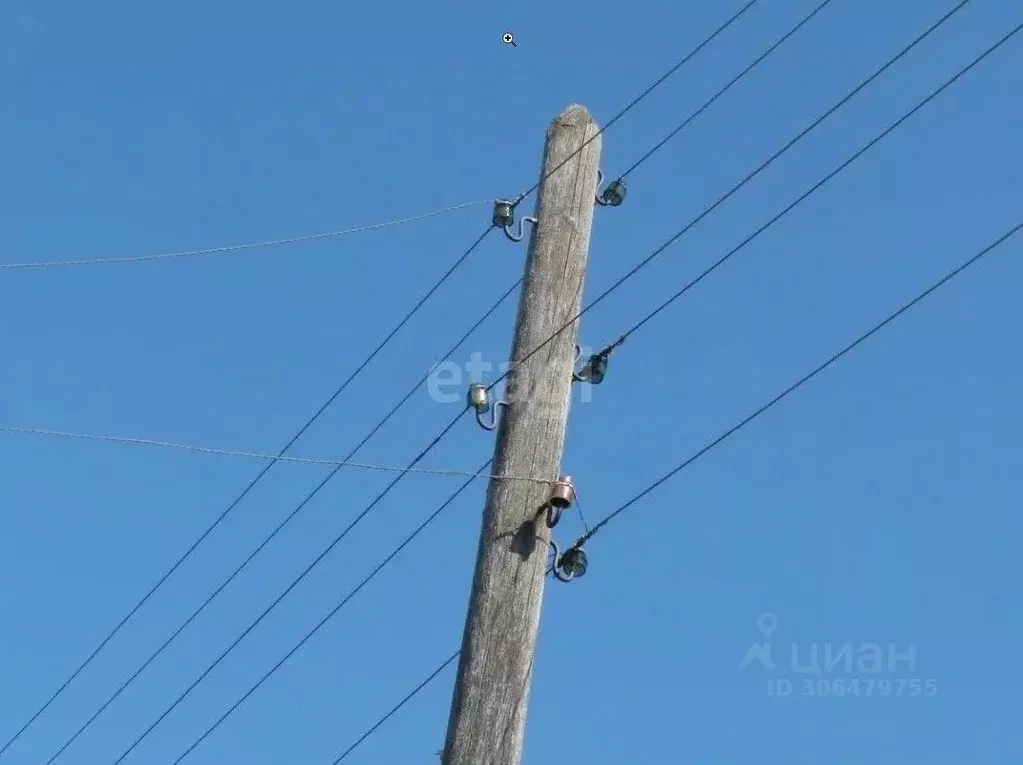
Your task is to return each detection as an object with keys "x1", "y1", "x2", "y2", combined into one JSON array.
[{"x1": 1, "y1": 0, "x2": 1020, "y2": 762}]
